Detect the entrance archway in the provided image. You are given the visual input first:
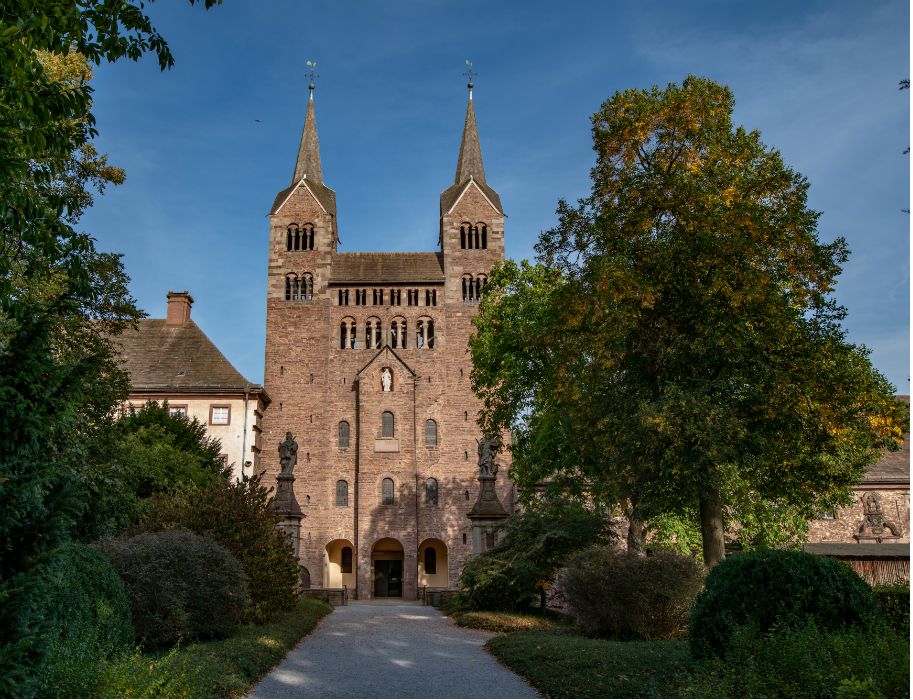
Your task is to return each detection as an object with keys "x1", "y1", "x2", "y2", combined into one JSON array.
[
  {"x1": 418, "y1": 538, "x2": 448, "y2": 588},
  {"x1": 371, "y1": 537, "x2": 404, "y2": 597},
  {"x1": 324, "y1": 539, "x2": 356, "y2": 589}
]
